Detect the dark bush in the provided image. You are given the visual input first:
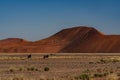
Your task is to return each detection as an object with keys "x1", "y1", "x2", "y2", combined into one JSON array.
[
  {"x1": 44, "y1": 67, "x2": 49, "y2": 71},
  {"x1": 79, "y1": 74, "x2": 90, "y2": 80},
  {"x1": 94, "y1": 73, "x2": 104, "y2": 77}
]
